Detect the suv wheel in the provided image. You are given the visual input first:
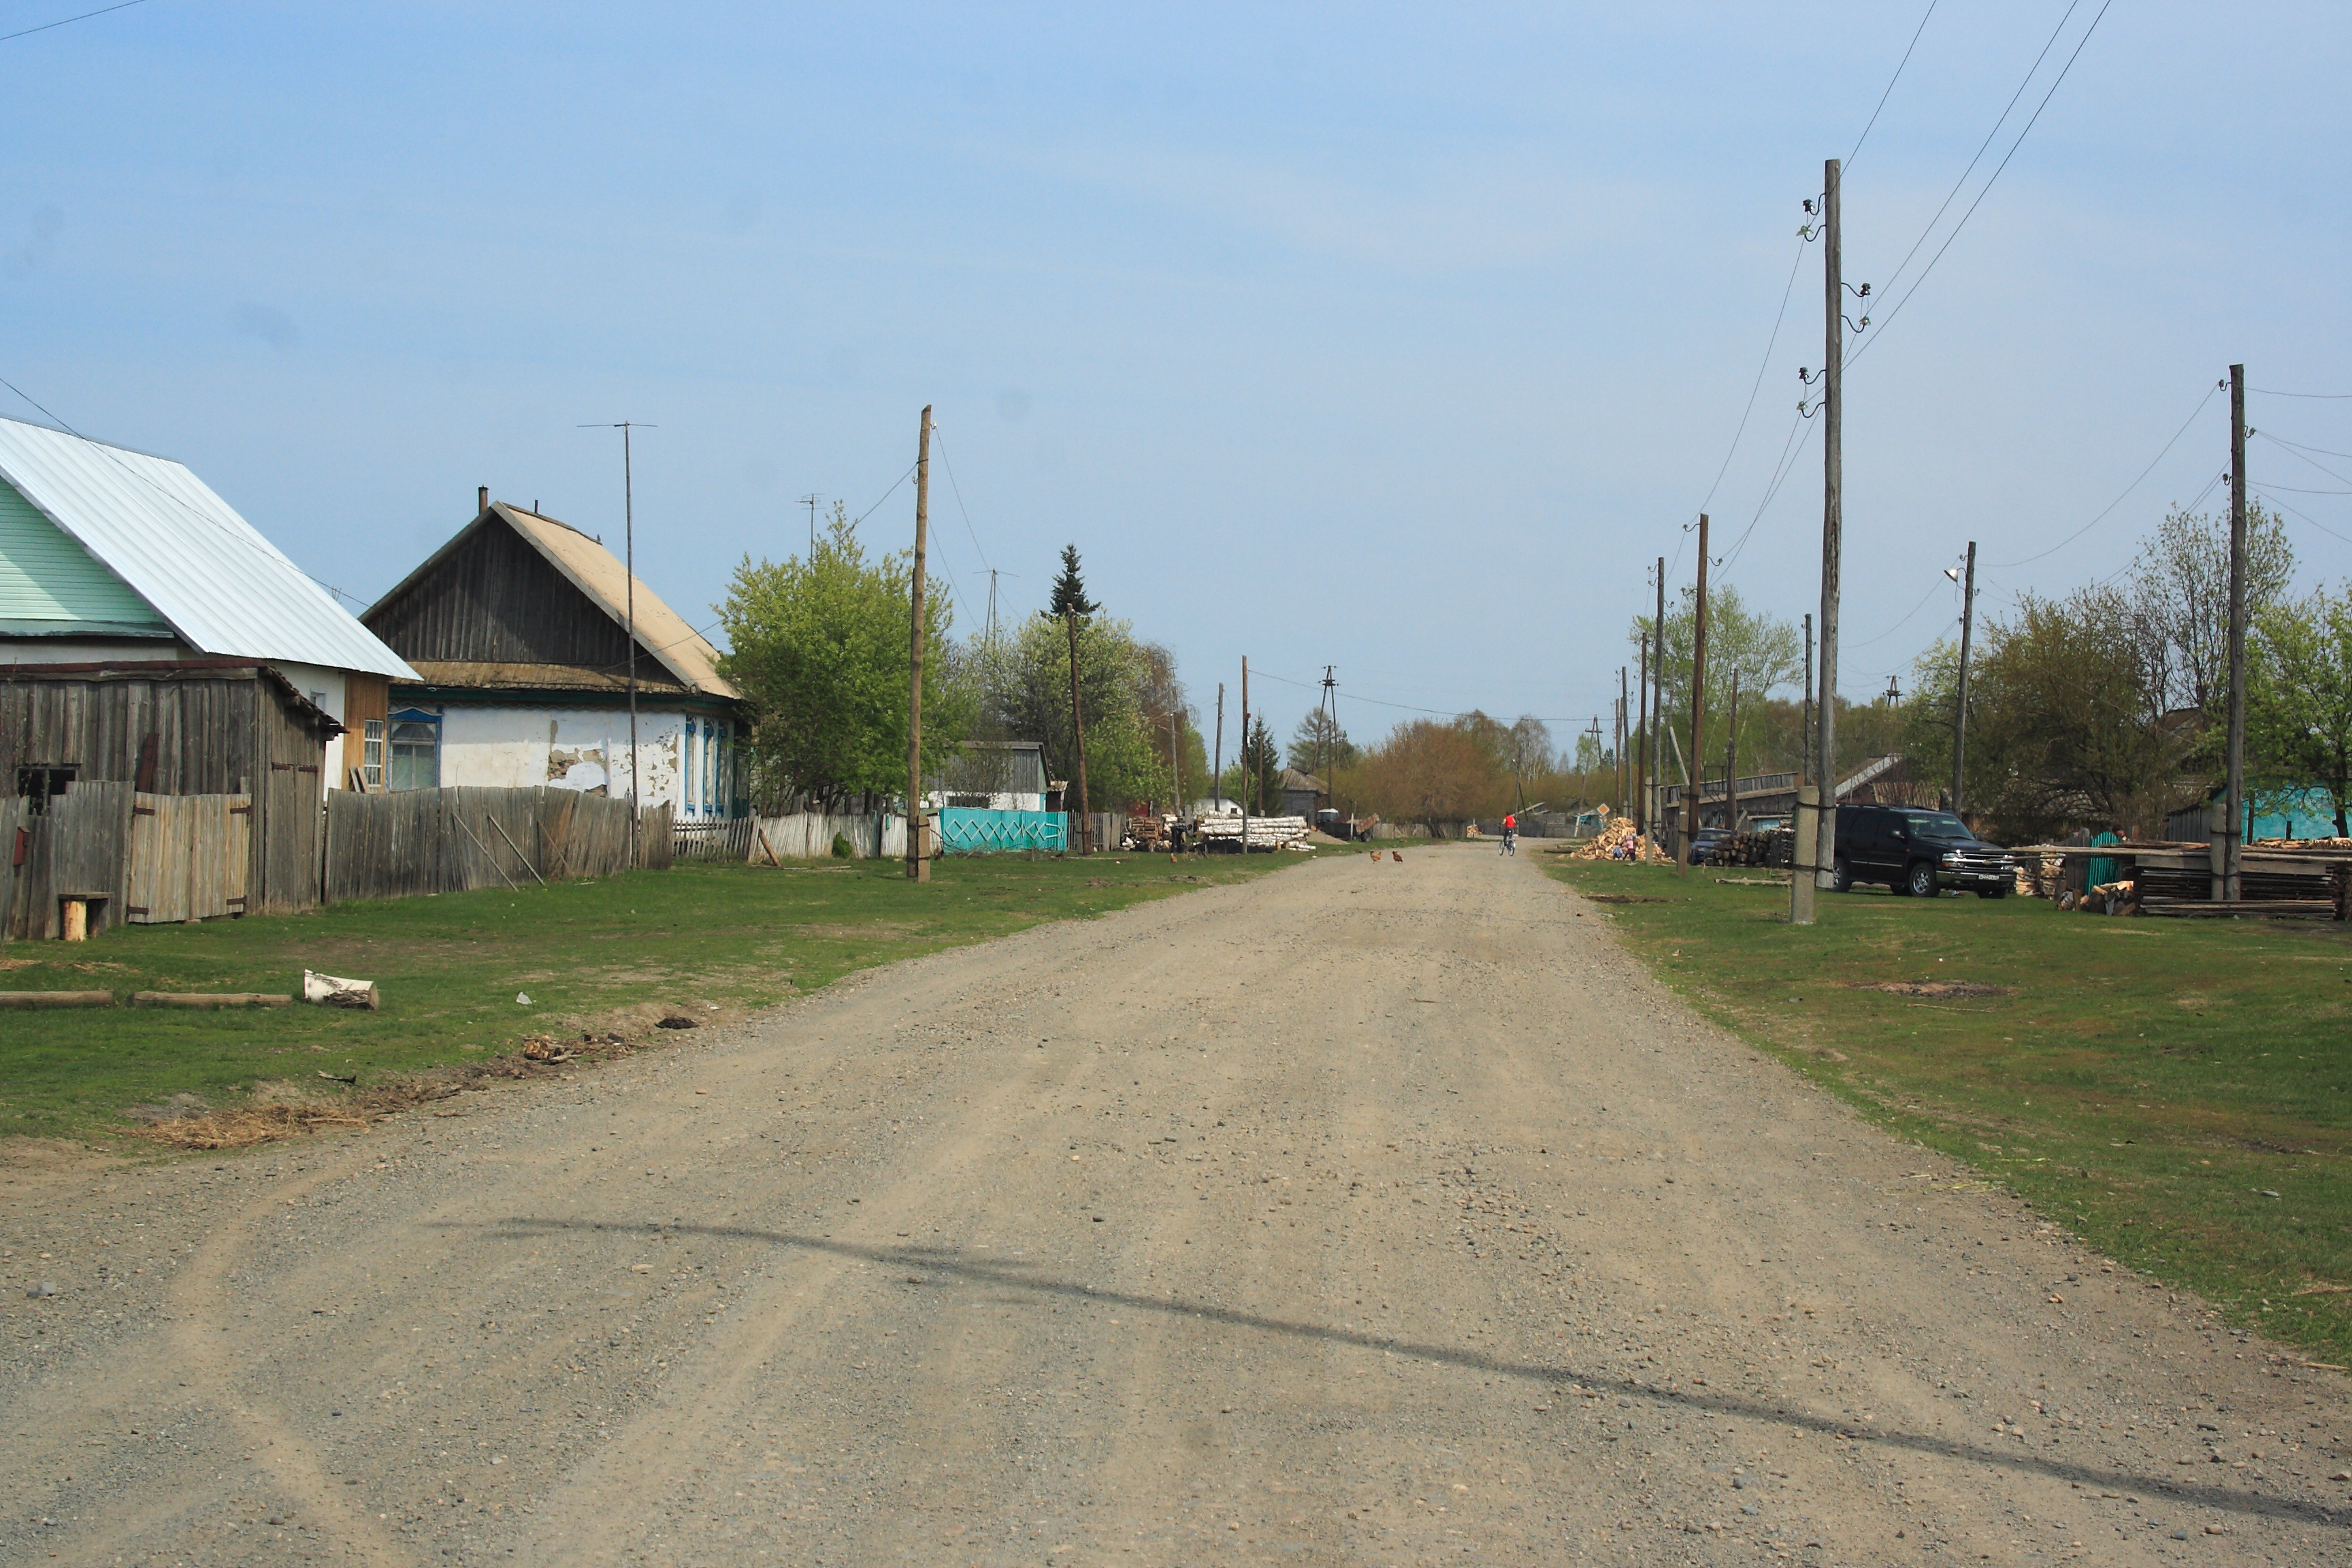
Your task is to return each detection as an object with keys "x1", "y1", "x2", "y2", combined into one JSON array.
[
  {"x1": 1830, "y1": 855, "x2": 1854, "y2": 894},
  {"x1": 1901, "y1": 860, "x2": 1938, "y2": 898}
]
